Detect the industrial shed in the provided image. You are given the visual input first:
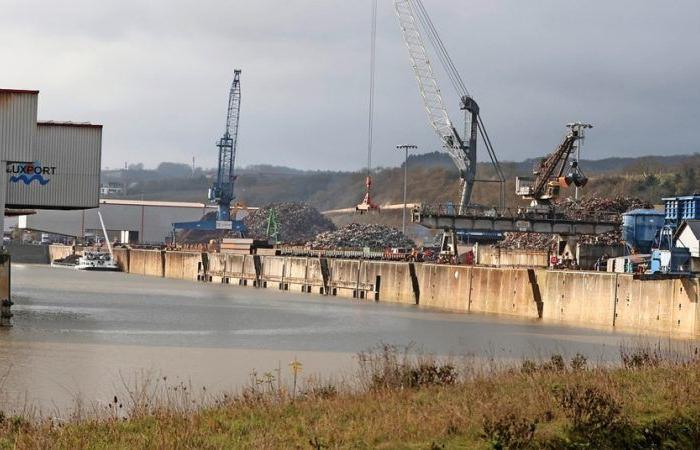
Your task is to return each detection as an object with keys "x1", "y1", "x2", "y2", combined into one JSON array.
[{"x1": 14, "y1": 199, "x2": 250, "y2": 244}]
